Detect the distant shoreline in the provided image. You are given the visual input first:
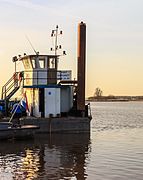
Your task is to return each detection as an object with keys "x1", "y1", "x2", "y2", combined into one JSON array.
[{"x1": 87, "y1": 96, "x2": 143, "y2": 102}]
